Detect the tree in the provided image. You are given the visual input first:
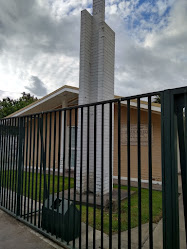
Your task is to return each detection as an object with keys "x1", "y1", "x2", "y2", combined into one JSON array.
[
  {"x1": 0, "y1": 92, "x2": 37, "y2": 119},
  {"x1": 154, "y1": 95, "x2": 161, "y2": 104}
]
